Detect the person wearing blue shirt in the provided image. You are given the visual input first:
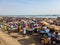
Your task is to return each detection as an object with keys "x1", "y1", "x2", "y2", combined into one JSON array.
[{"x1": 39, "y1": 26, "x2": 51, "y2": 39}]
